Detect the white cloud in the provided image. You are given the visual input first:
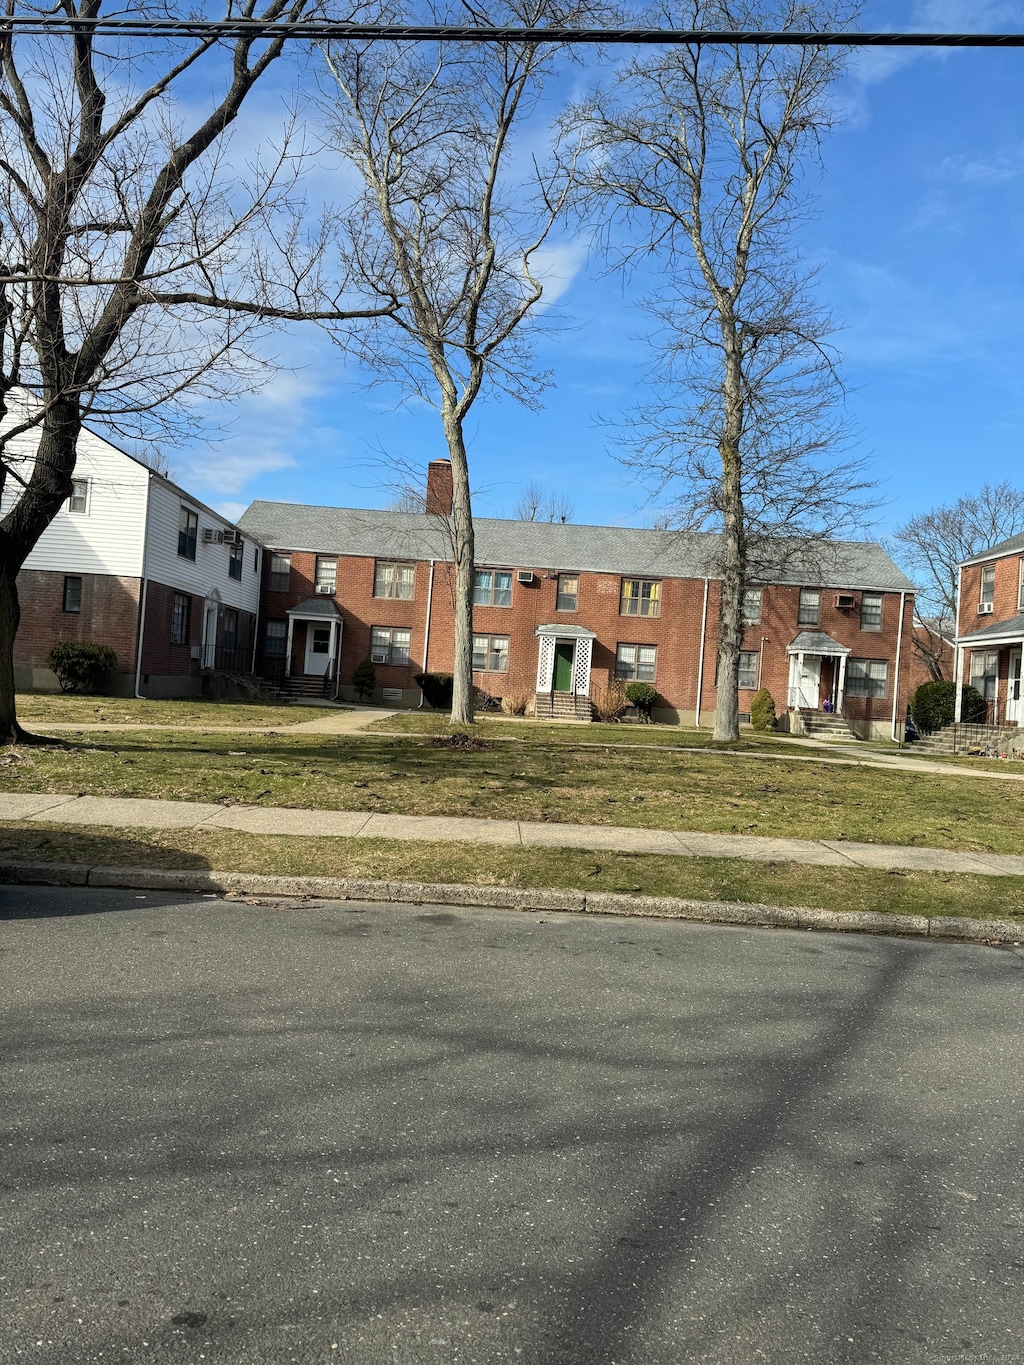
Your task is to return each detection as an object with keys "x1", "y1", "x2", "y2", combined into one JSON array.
[
  {"x1": 215, "y1": 500, "x2": 250, "y2": 523},
  {"x1": 176, "y1": 445, "x2": 297, "y2": 496},
  {"x1": 530, "y1": 241, "x2": 588, "y2": 309}
]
